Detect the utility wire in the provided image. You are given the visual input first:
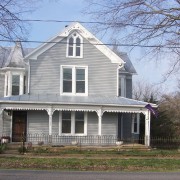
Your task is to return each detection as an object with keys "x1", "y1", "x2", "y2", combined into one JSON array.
[
  {"x1": 2, "y1": 19, "x2": 179, "y2": 48},
  {"x1": 4, "y1": 19, "x2": 120, "y2": 25},
  {"x1": 0, "y1": 39, "x2": 179, "y2": 49}
]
